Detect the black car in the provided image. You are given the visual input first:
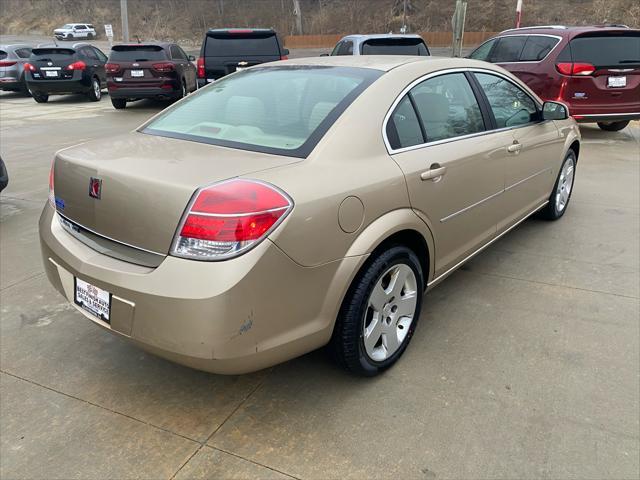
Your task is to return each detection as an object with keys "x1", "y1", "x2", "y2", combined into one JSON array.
[
  {"x1": 197, "y1": 28, "x2": 289, "y2": 87},
  {"x1": 24, "y1": 43, "x2": 108, "y2": 103},
  {"x1": 0, "y1": 157, "x2": 8, "y2": 193}
]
